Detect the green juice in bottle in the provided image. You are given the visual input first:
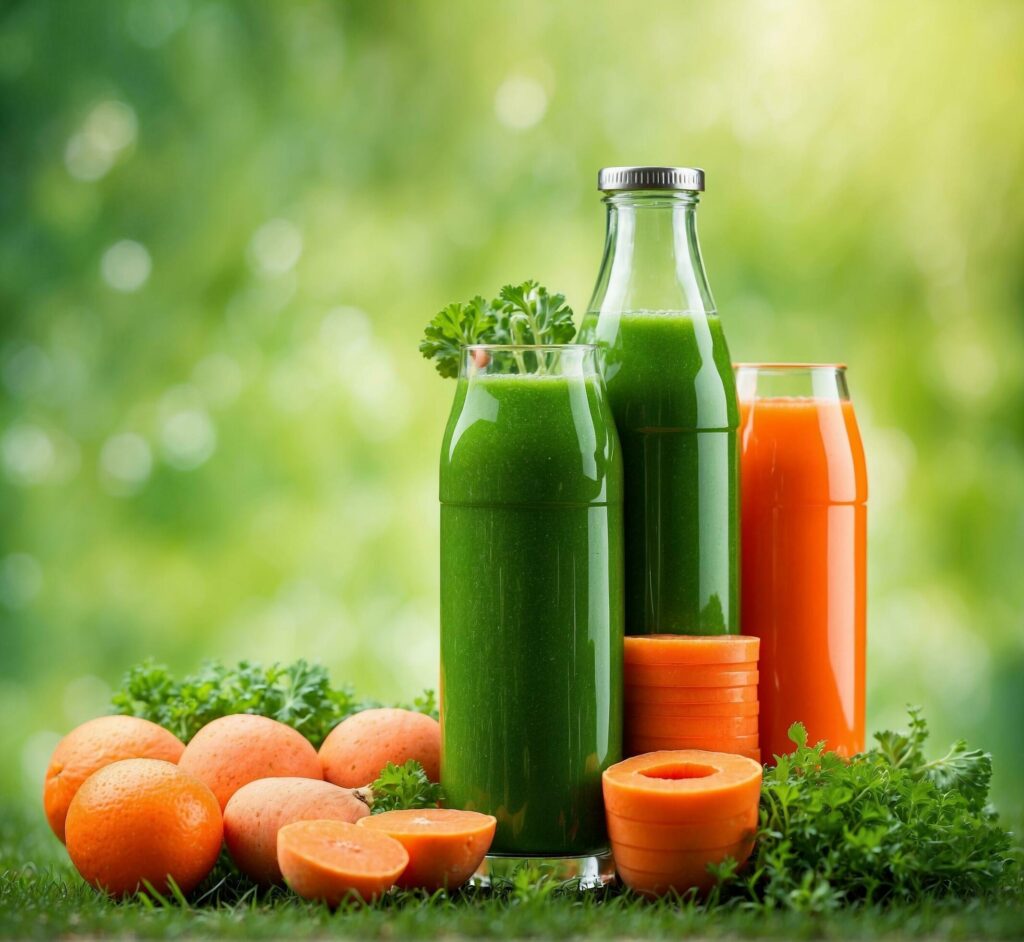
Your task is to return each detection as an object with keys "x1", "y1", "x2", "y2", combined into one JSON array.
[{"x1": 577, "y1": 167, "x2": 739, "y2": 636}]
